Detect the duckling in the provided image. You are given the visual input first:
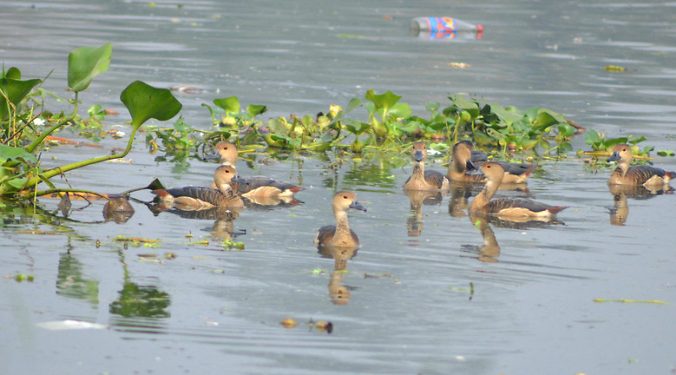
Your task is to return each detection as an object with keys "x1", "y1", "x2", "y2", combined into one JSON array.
[
  {"x1": 449, "y1": 141, "x2": 532, "y2": 184},
  {"x1": 153, "y1": 165, "x2": 243, "y2": 211},
  {"x1": 212, "y1": 141, "x2": 302, "y2": 199},
  {"x1": 607, "y1": 144, "x2": 674, "y2": 187},
  {"x1": 470, "y1": 162, "x2": 566, "y2": 221},
  {"x1": 403, "y1": 142, "x2": 450, "y2": 191},
  {"x1": 315, "y1": 191, "x2": 367, "y2": 249}
]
